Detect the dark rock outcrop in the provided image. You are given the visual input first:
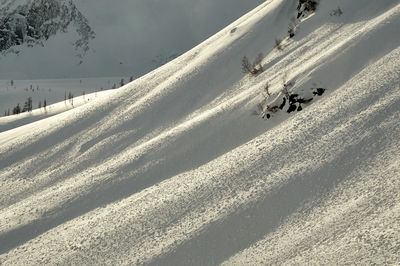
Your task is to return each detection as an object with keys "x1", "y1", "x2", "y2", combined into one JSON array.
[{"x1": 297, "y1": 0, "x2": 319, "y2": 19}]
